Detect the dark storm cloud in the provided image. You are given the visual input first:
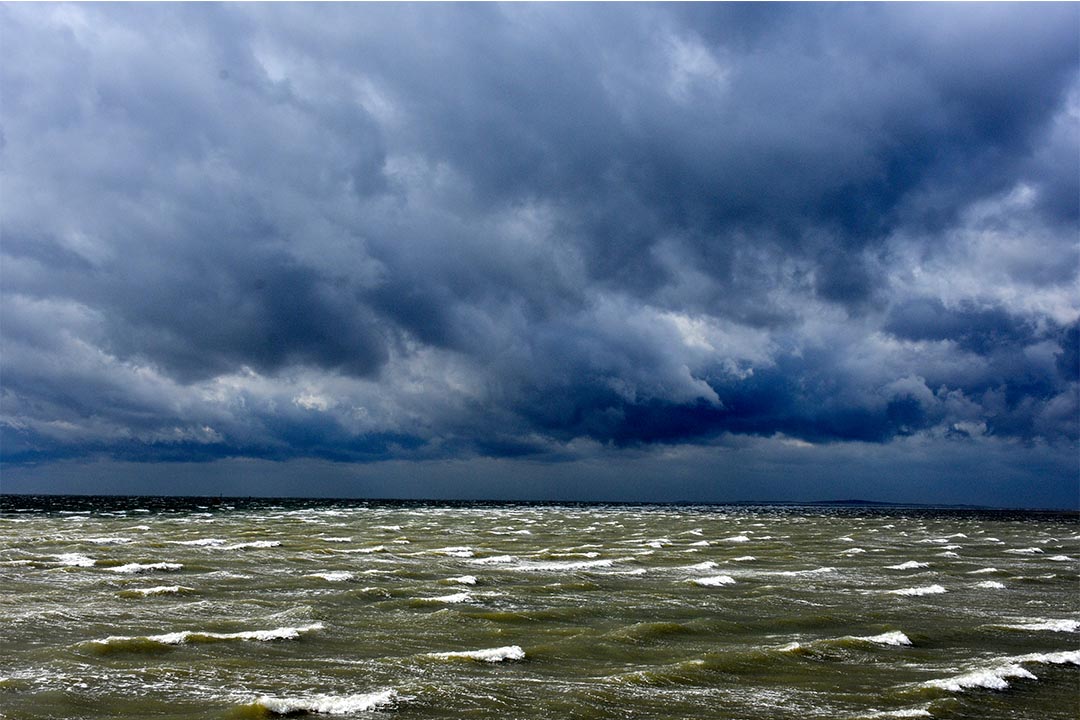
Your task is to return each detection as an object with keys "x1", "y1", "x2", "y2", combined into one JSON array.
[{"x1": 1, "y1": 3, "x2": 1077, "y2": 503}]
